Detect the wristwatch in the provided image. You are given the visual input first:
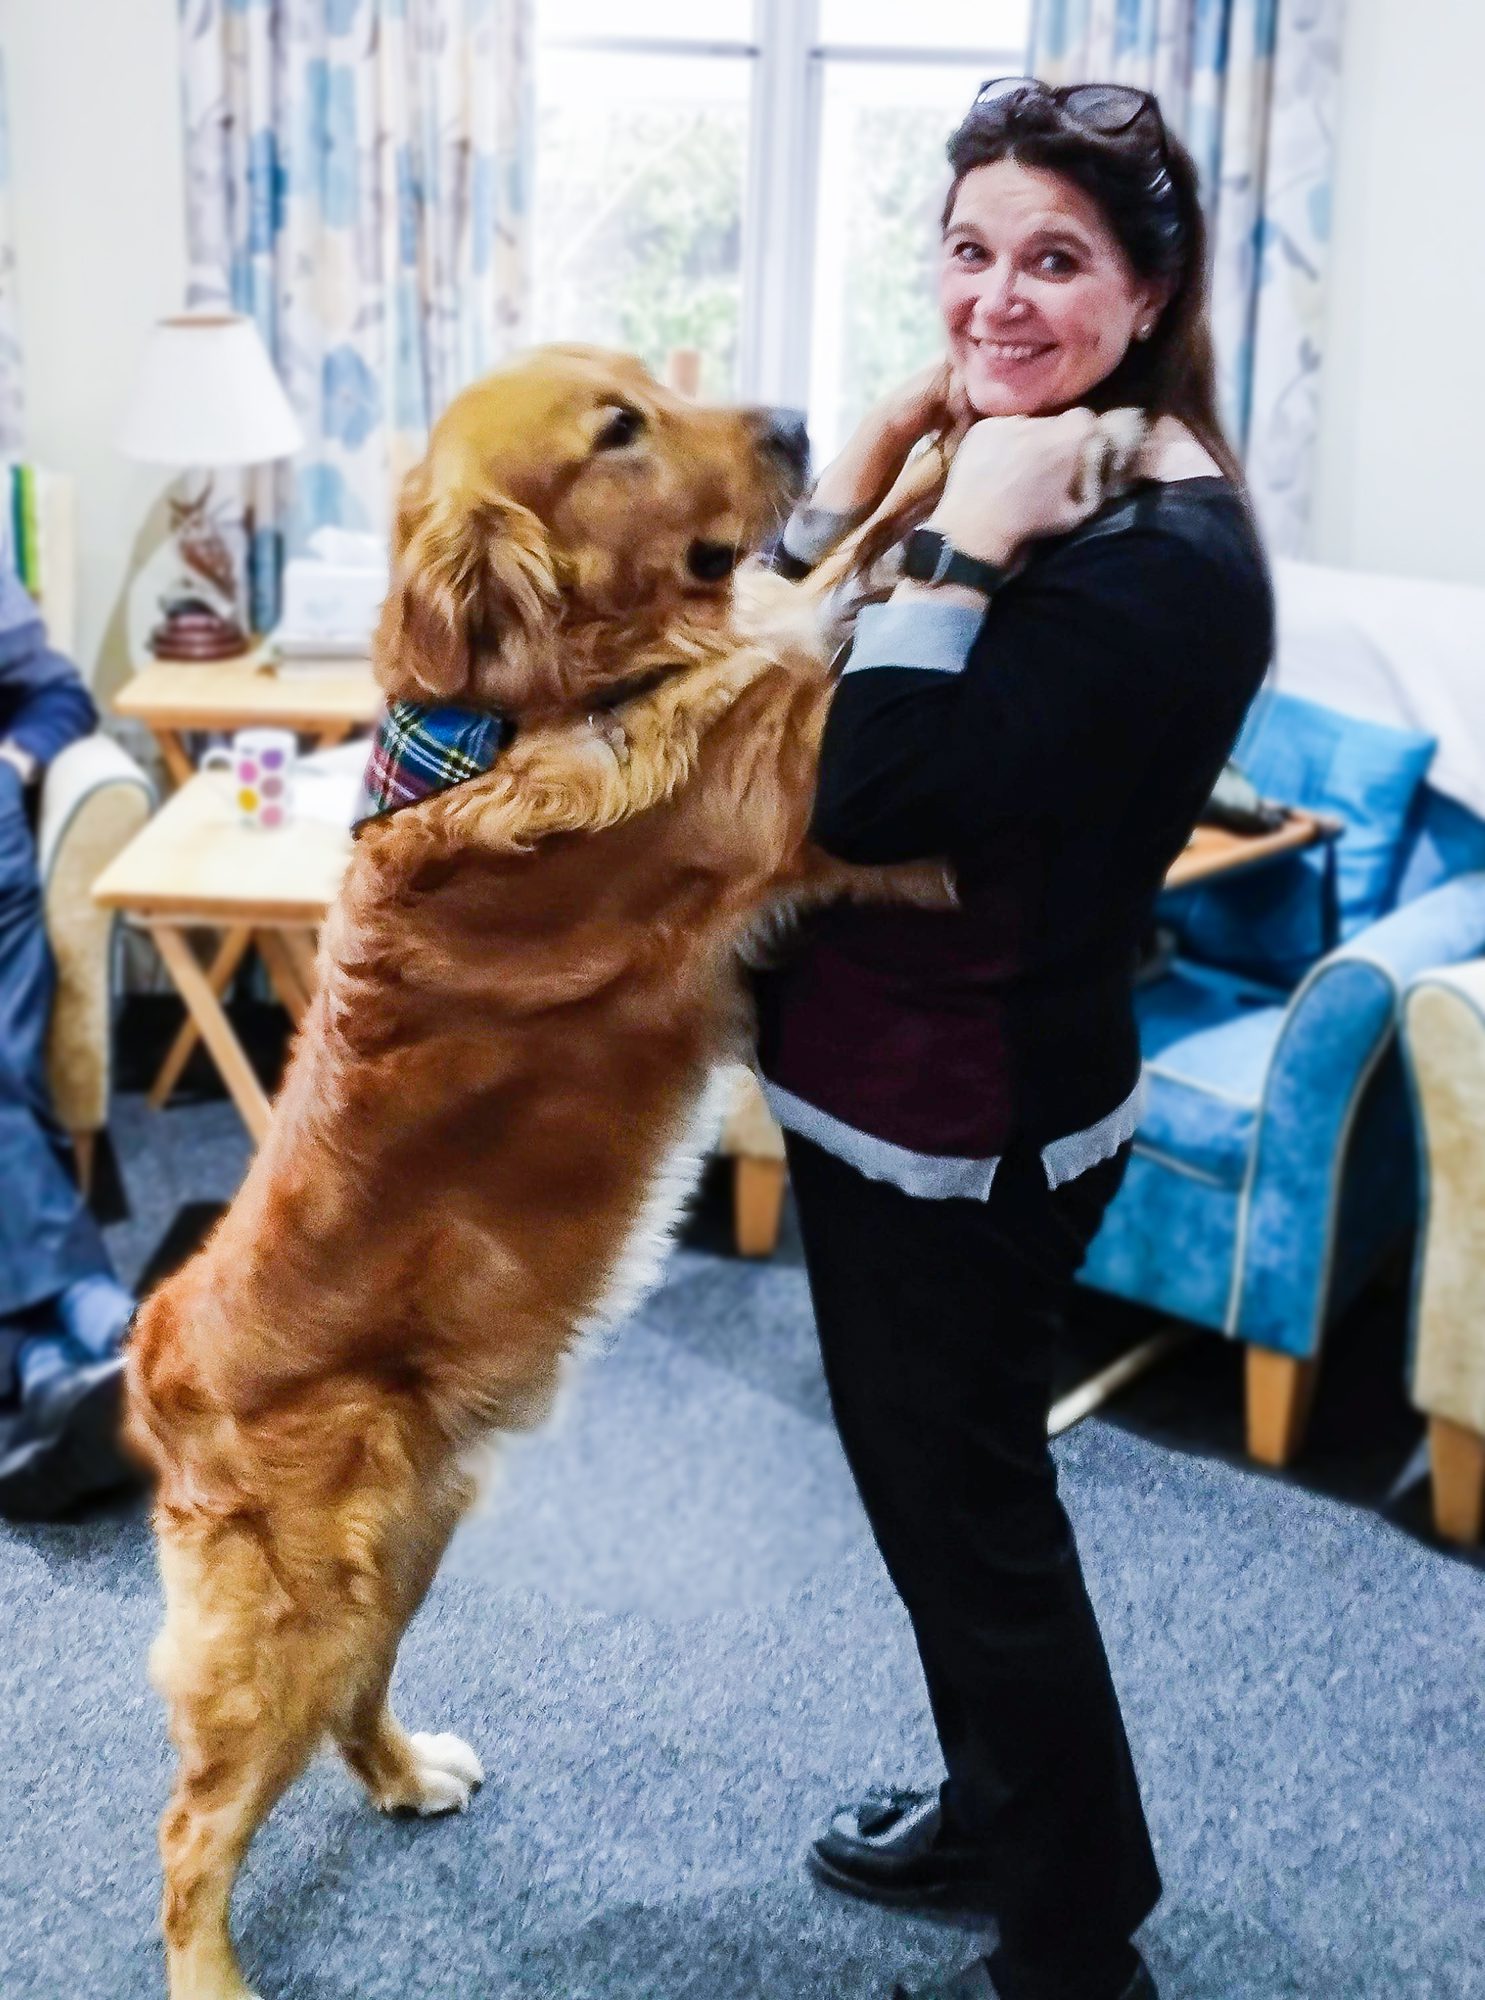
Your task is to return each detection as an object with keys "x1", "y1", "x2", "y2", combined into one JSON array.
[{"x1": 903, "y1": 527, "x2": 1012, "y2": 598}]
